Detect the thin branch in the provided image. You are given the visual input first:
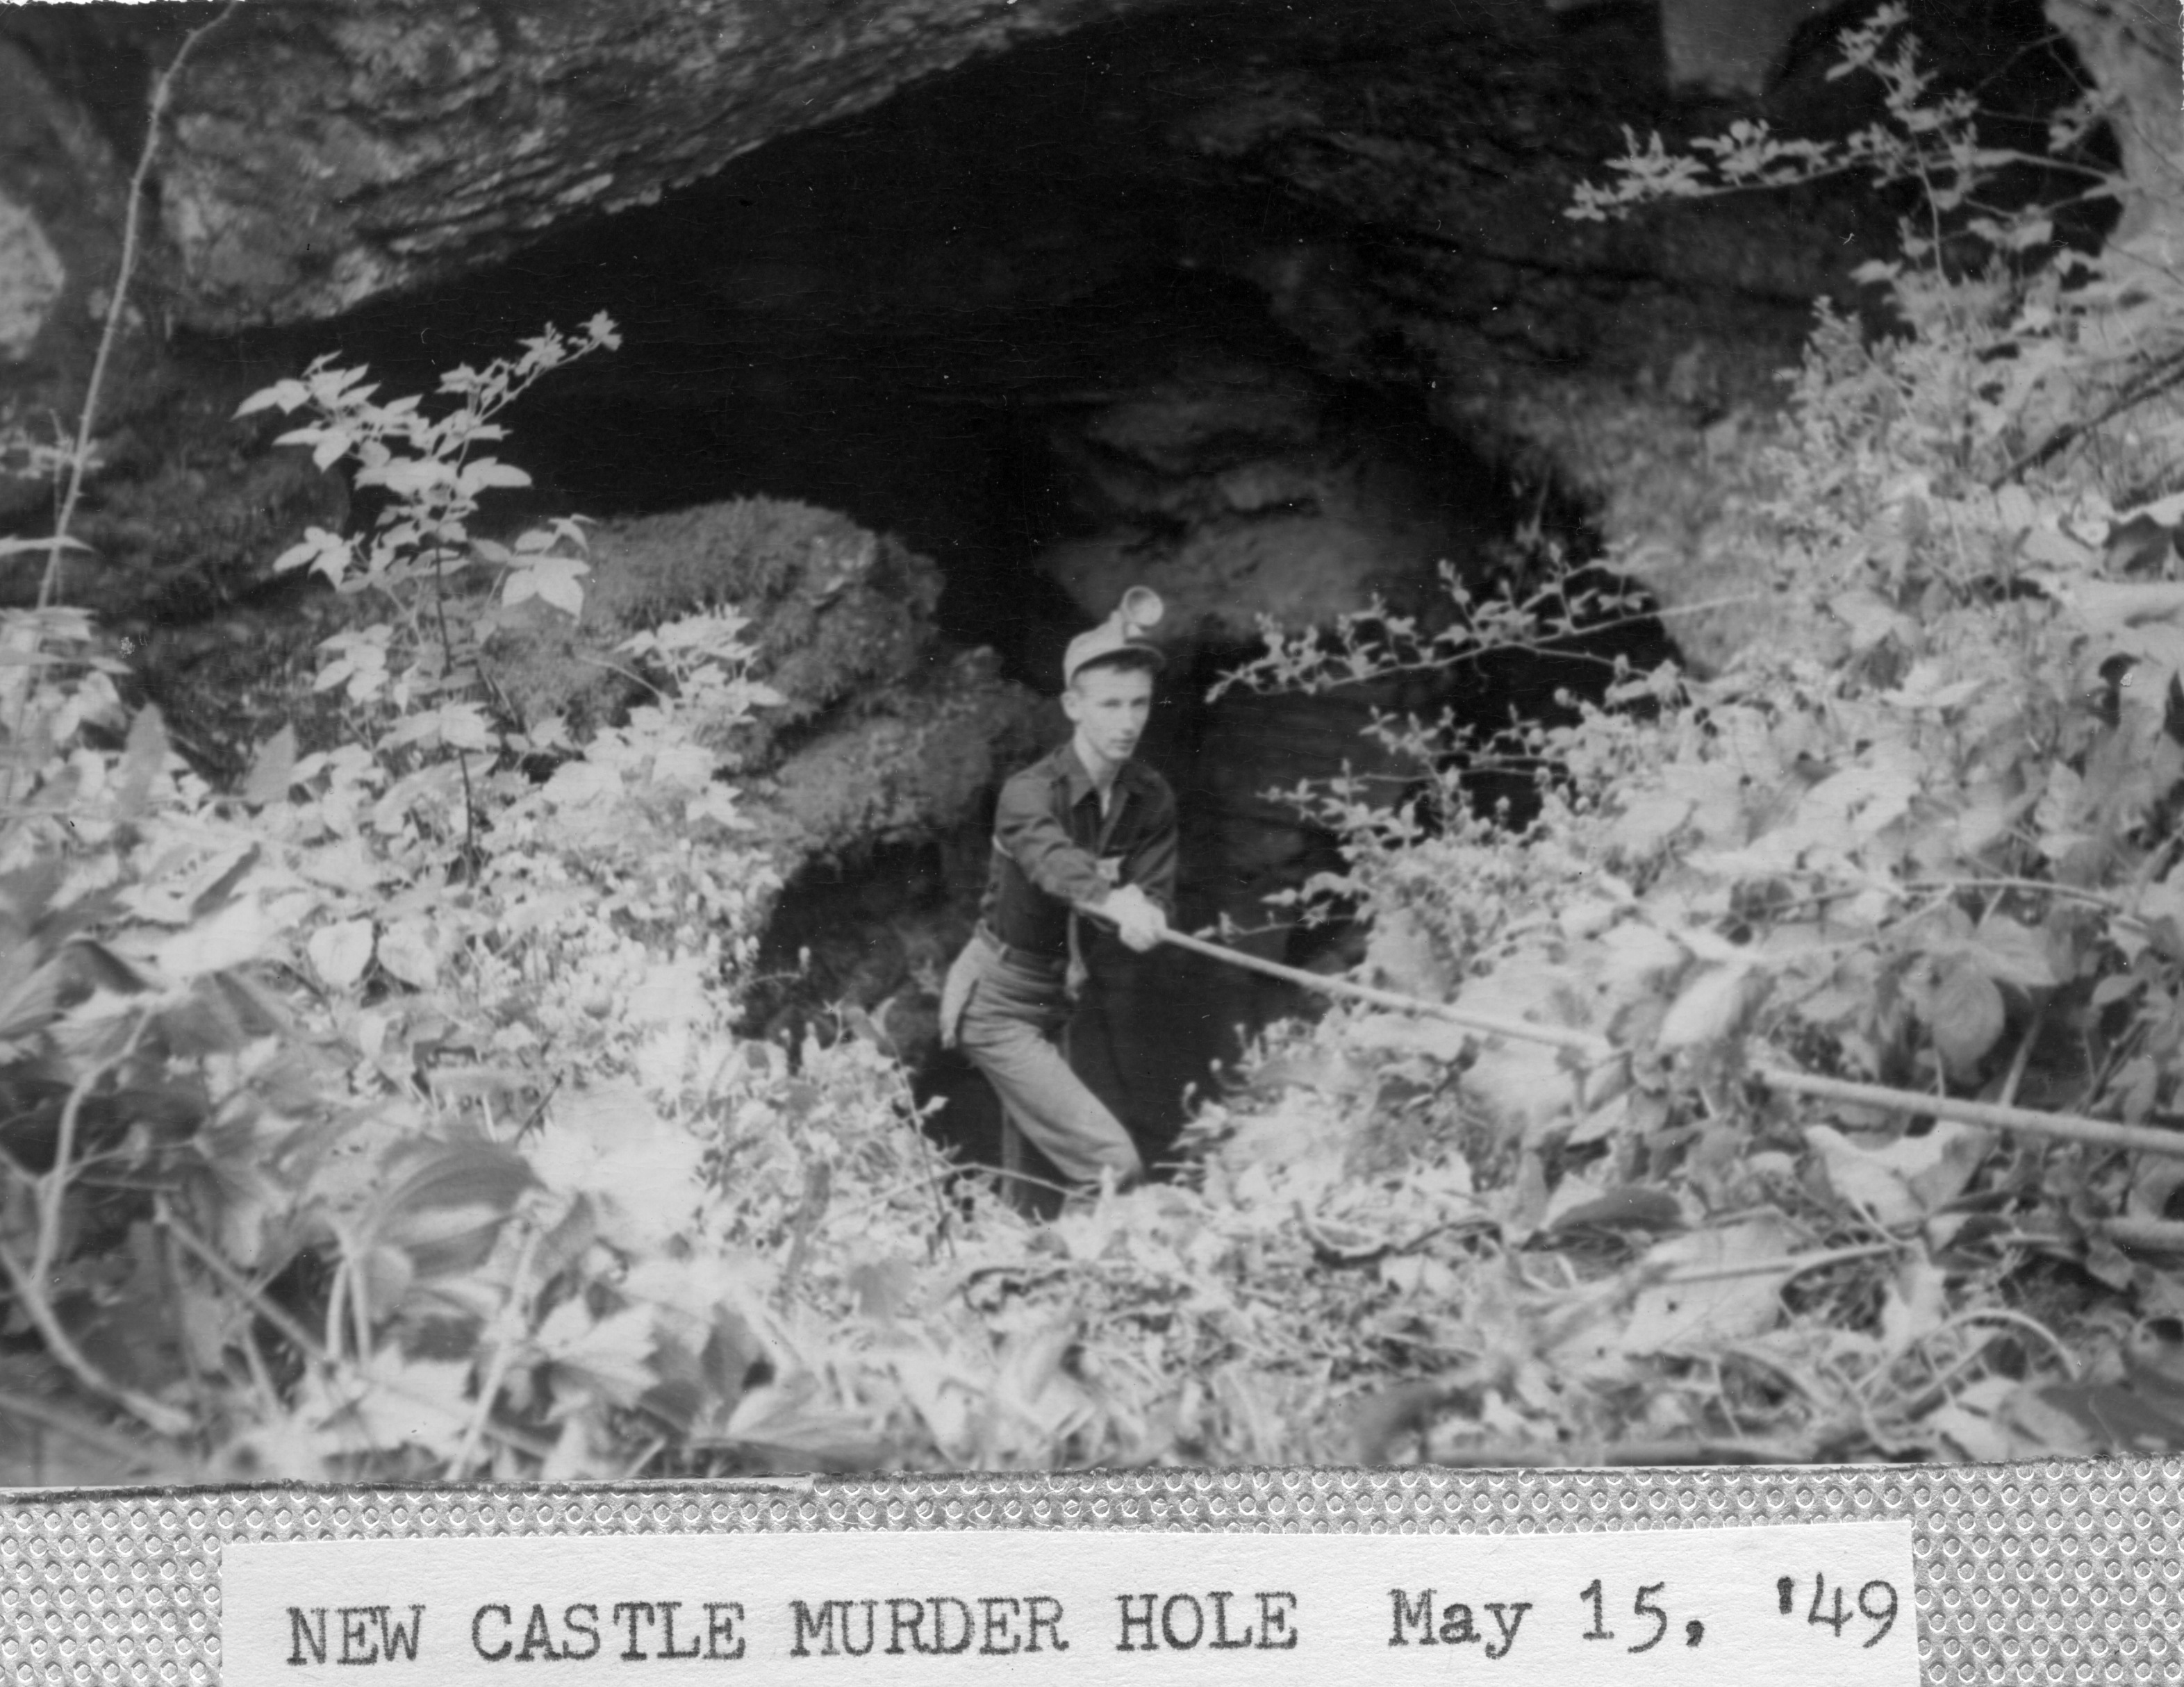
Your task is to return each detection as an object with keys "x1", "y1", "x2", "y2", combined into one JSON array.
[
  {"x1": 1990, "y1": 346, "x2": 2184, "y2": 488},
  {"x1": 33, "y1": 1012, "x2": 150, "y2": 1292},
  {"x1": 1146, "y1": 922, "x2": 1616, "y2": 1058},
  {"x1": 157, "y1": 1197, "x2": 325, "y2": 1361},
  {"x1": 2103, "y1": 1215, "x2": 2184, "y2": 1253},
  {"x1": 1, "y1": 2, "x2": 240, "y2": 815},
  {"x1": 1903, "y1": 875, "x2": 2156, "y2": 930},
  {"x1": 160, "y1": 1198, "x2": 554, "y2": 1462},
  {"x1": 1657, "y1": 1239, "x2": 1902, "y2": 1288},
  {"x1": 1912, "y1": 1306, "x2": 2080, "y2": 1381},
  {"x1": 1212, "y1": 592, "x2": 1752, "y2": 702},
  {"x1": 40, "y1": 2, "x2": 240, "y2": 608},
  {"x1": 0, "y1": 1387, "x2": 163, "y2": 1470},
  {"x1": 454, "y1": 1219, "x2": 541, "y2": 1477},
  {"x1": 0, "y1": 1012, "x2": 186, "y2": 1436},
  {"x1": 0, "y1": 1234, "x2": 192, "y2": 1436},
  {"x1": 1753, "y1": 1063, "x2": 2184, "y2": 1160}
]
